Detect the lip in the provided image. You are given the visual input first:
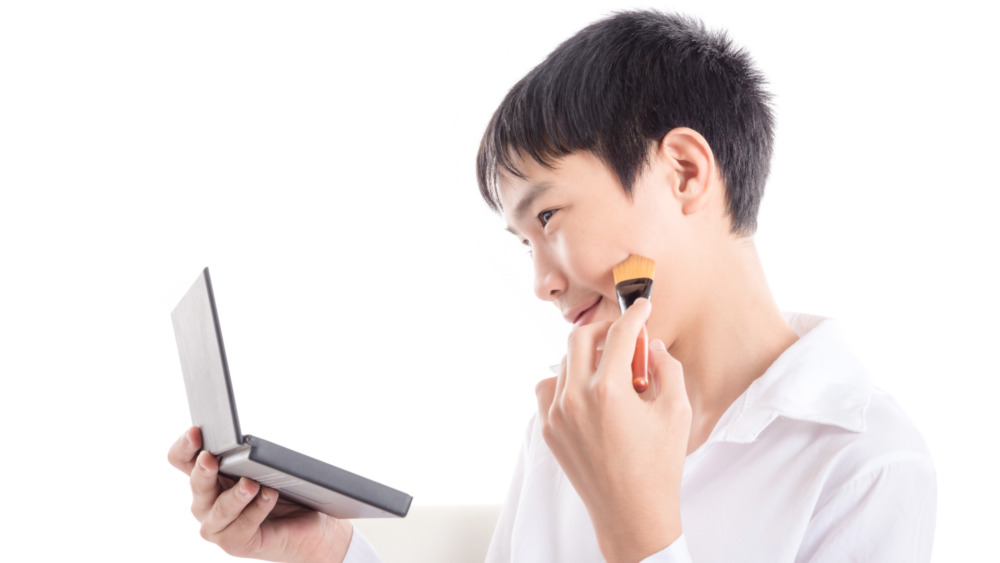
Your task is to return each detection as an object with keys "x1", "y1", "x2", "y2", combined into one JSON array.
[{"x1": 564, "y1": 296, "x2": 602, "y2": 326}]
